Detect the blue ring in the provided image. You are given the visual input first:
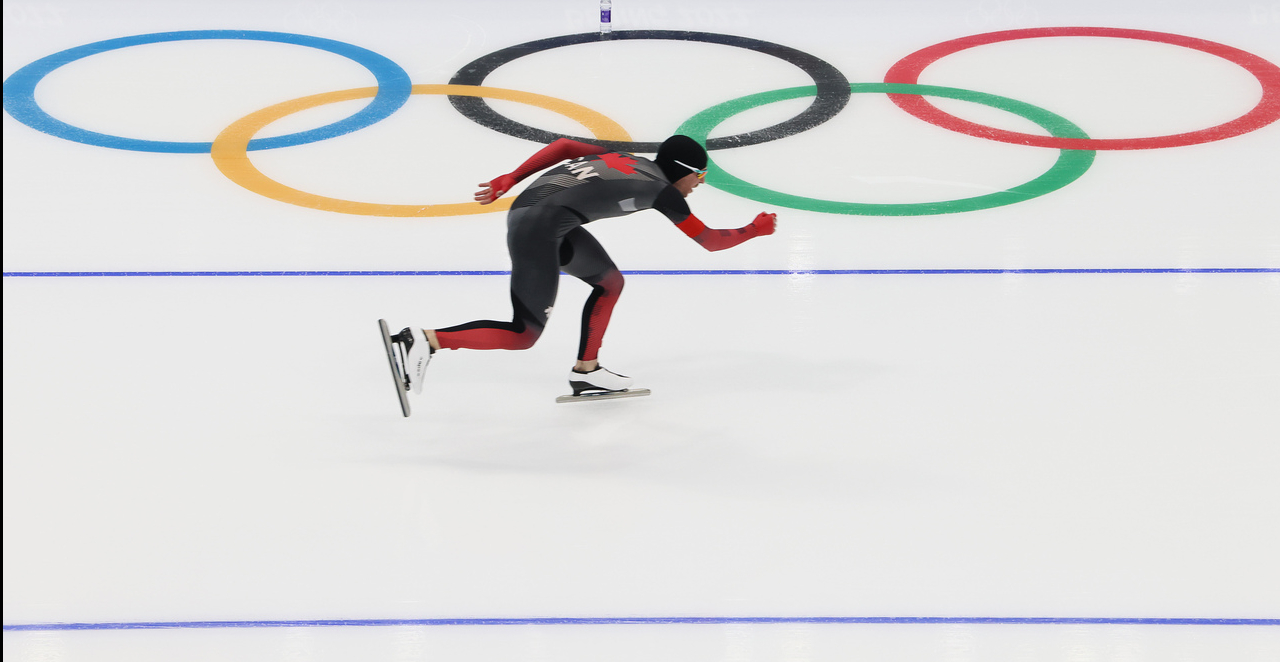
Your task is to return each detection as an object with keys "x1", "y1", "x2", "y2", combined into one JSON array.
[{"x1": 1, "y1": 30, "x2": 412, "y2": 153}]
